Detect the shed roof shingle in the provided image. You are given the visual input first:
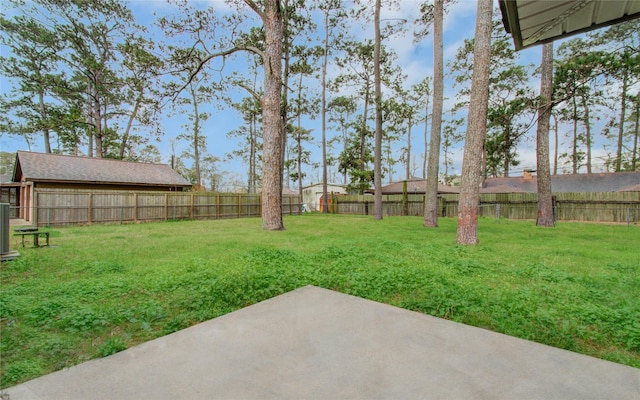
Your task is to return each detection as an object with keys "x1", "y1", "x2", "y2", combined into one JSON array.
[{"x1": 13, "y1": 151, "x2": 191, "y2": 188}]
